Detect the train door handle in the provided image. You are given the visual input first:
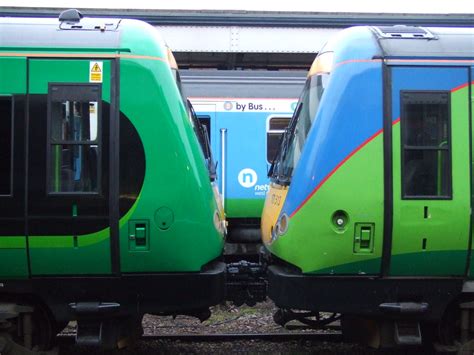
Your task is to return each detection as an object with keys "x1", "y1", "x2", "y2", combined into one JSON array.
[
  {"x1": 353, "y1": 223, "x2": 374, "y2": 253},
  {"x1": 128, "y1": 220, "x2": 149, "y2": 251}
]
